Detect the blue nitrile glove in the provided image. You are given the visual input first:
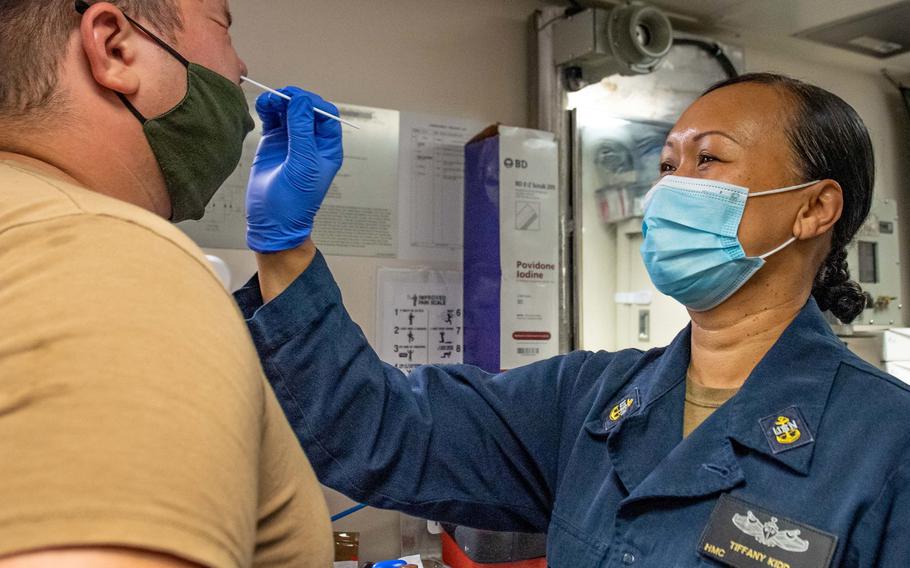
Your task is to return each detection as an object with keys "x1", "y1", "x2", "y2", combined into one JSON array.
[{"x1": 246, "y1": 87, "x2": 343, "y2": 253}]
